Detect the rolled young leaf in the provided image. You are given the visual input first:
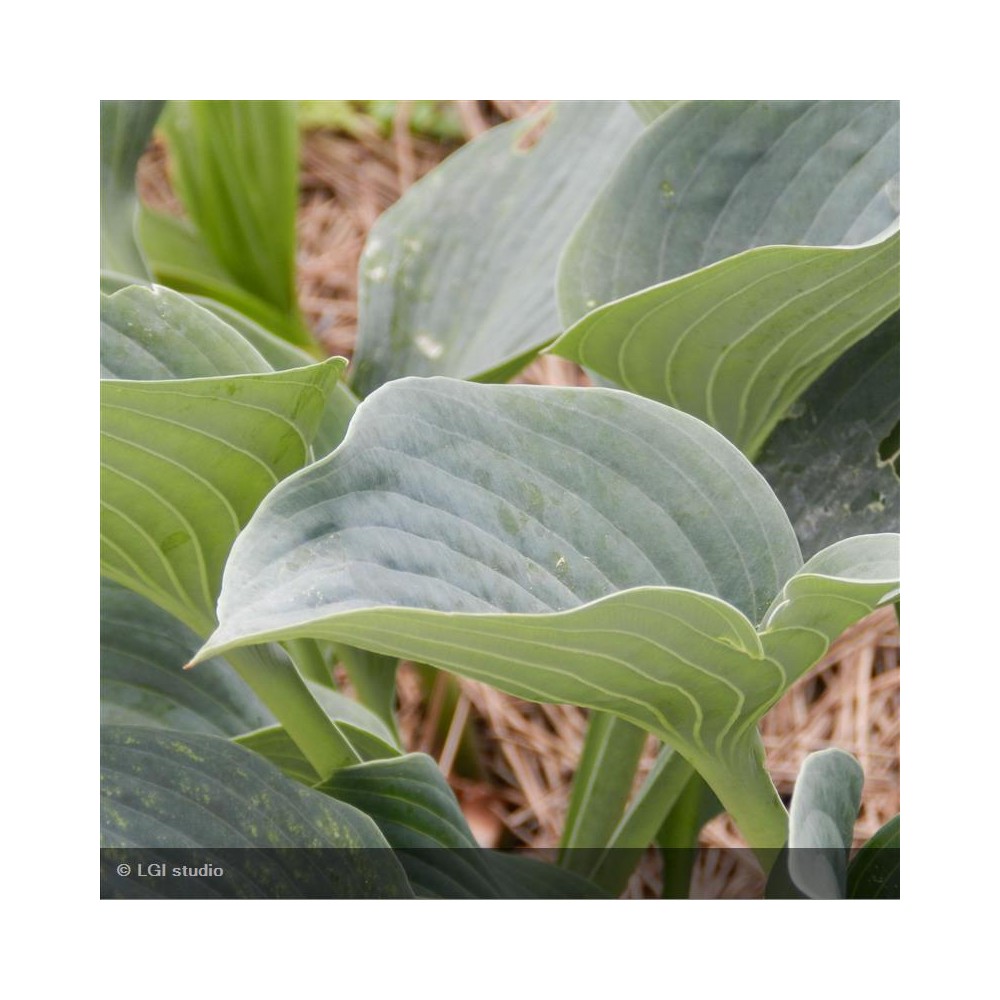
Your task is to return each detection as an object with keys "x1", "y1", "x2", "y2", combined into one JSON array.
[
  {"x1": 158, "y1": 101, "x2": 305, "y2": 340},
  {"x1": 193, "y1": 378, "x2": 899, "y2": 851},
  {"x1": 781, "y1": 748, "x2": 865, "y2": 899}
]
